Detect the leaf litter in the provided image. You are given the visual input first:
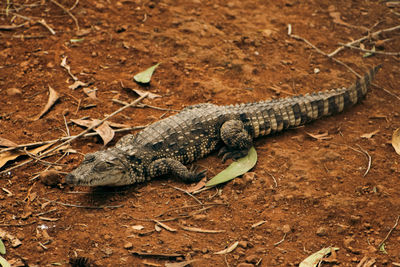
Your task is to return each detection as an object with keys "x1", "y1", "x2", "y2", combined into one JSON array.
[
  {"x1": 299, "y1": 247, "x2": 339, "y2": 267},
  {"x1": 34, "y1": 86, "x2": 60, "y2": 120},
  {"x1": 361, "y1": 129, "x2": 379, "y2": 139},
  {"x1": 71, "y1": 119, "x2": 115, "y2": 146},
  {"x1": 0, "y1": 138, "x2": 17, "y2": 148},
  {"x1": 392, "y1": 128, "x2": 400, "y2": 155},
  {"x1": 0, "y1": 143, "x2": 53, "y2": 169}
]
